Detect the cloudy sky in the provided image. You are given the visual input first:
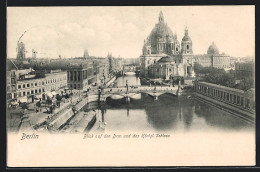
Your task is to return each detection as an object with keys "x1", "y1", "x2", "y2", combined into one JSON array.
[{"x1": 7, "y1": 6, "x2": 254, "y2": 59}]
